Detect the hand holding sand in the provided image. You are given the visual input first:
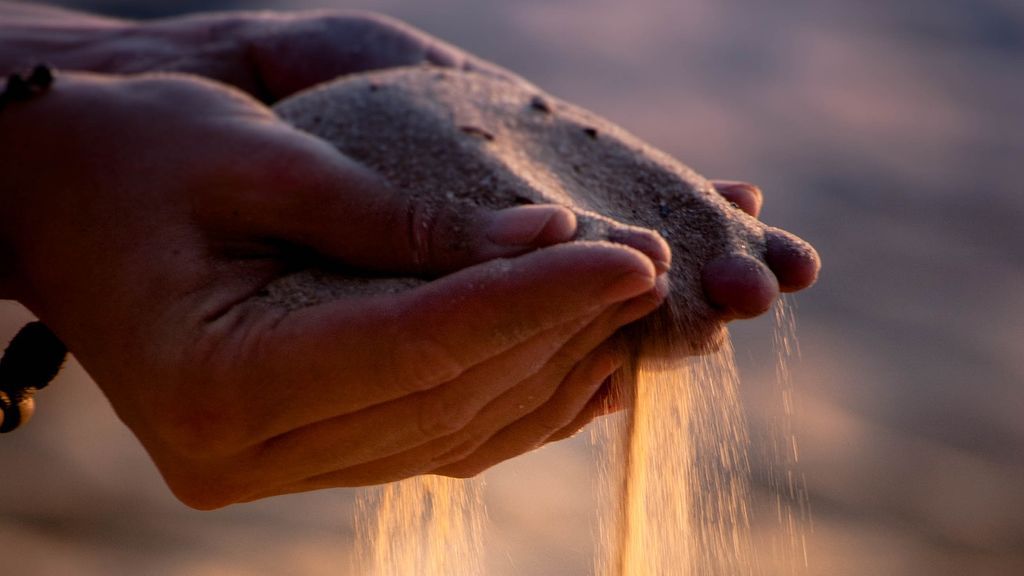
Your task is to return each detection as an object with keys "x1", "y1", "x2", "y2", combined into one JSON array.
[
  {"x1": 0, "y1": 5, "x2": 818, "y2": 509},
  {"x1": 0, "y1": 71, "x2": 669, "y2": 508}
]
